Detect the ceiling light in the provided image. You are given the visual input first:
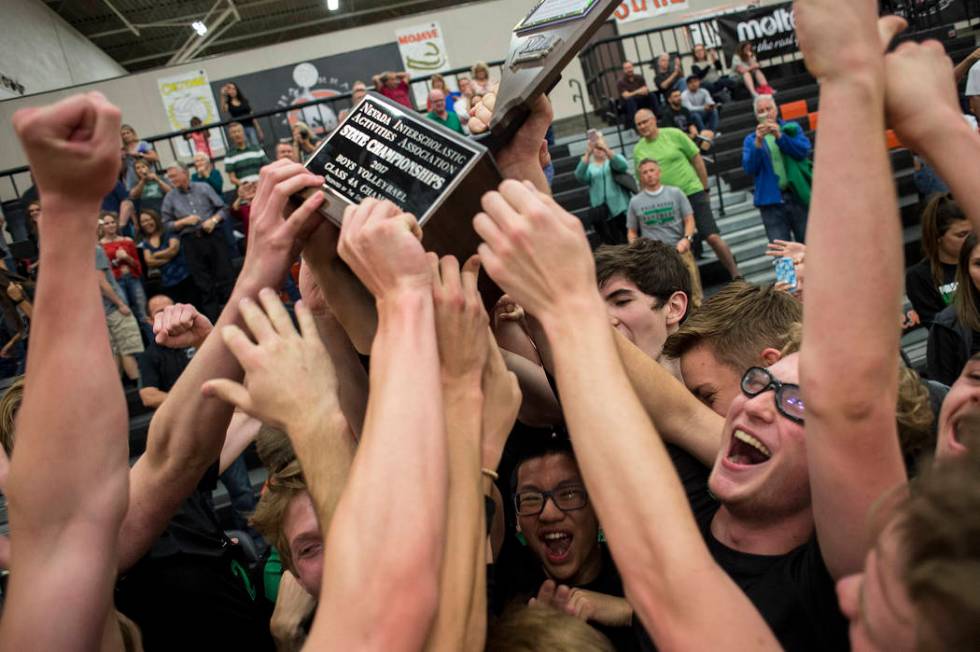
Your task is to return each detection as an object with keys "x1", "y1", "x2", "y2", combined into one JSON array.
[
  {"x1": 192, "y1": 21, "x2": 208, "y2": 36},
  {"x1": 327, "y1": 0, "x2": 339, "y2": 10}
]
